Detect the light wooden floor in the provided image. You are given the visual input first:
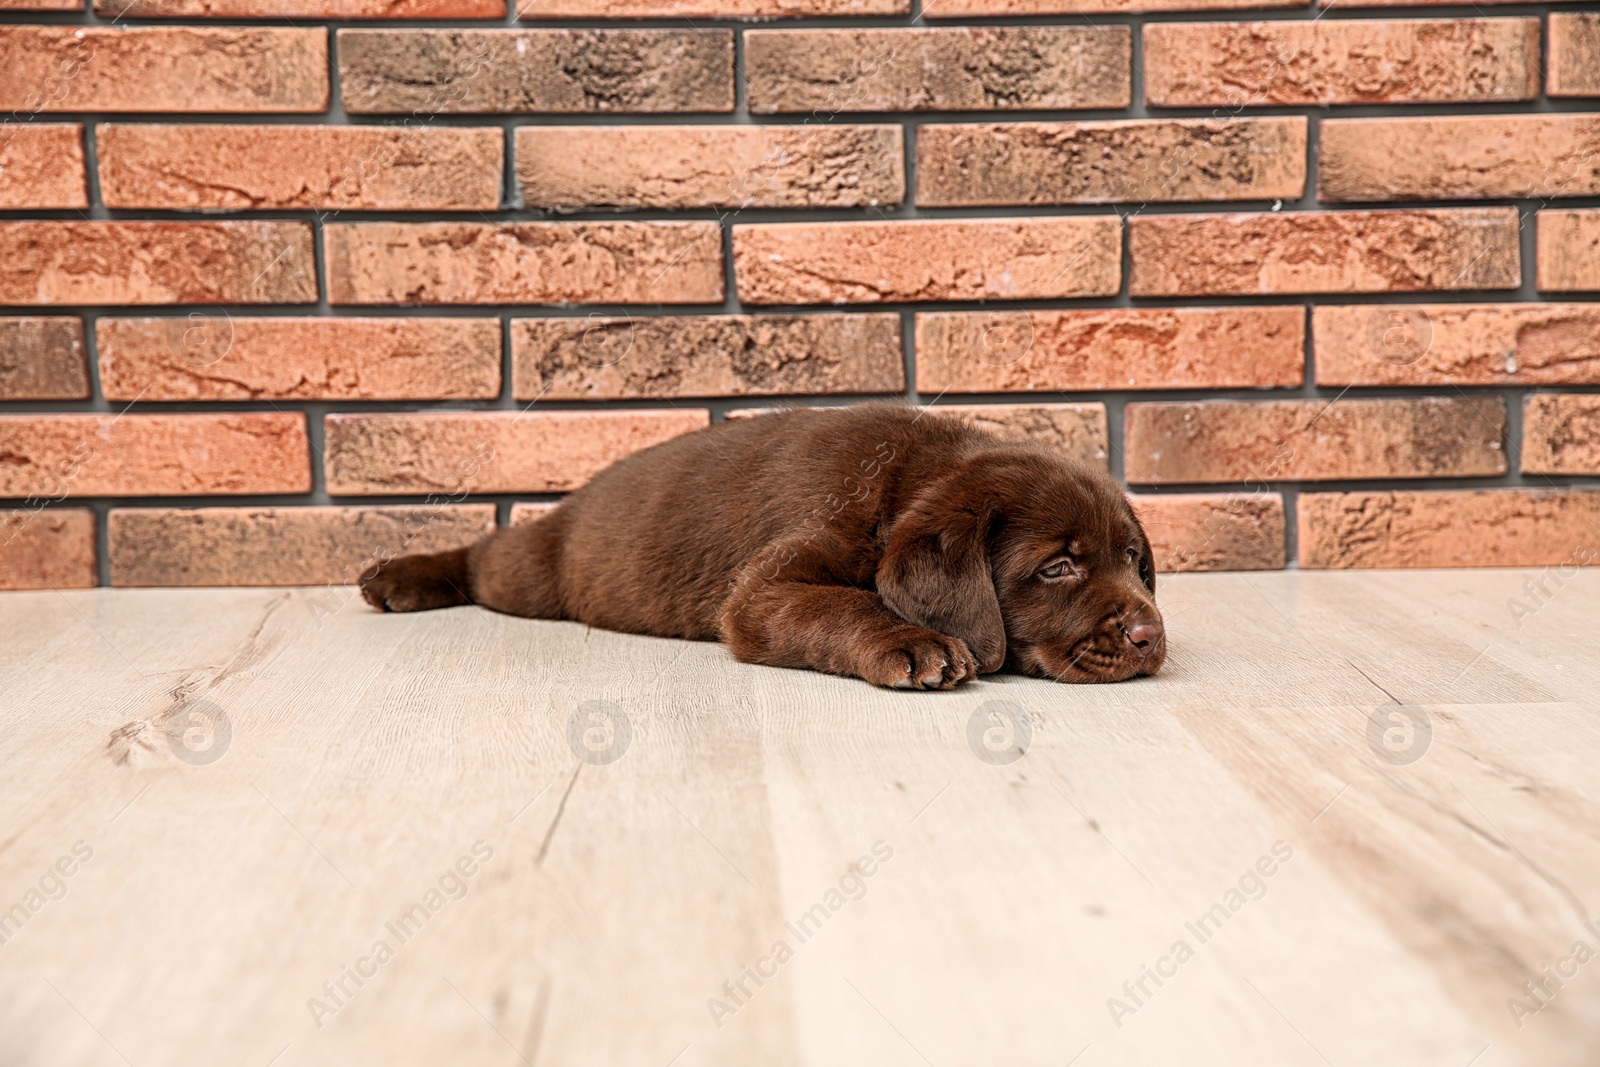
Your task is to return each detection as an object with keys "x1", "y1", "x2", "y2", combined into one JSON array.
[{"x1": 2, "y1": 570, "x2": 1599, "y2": 1067}]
